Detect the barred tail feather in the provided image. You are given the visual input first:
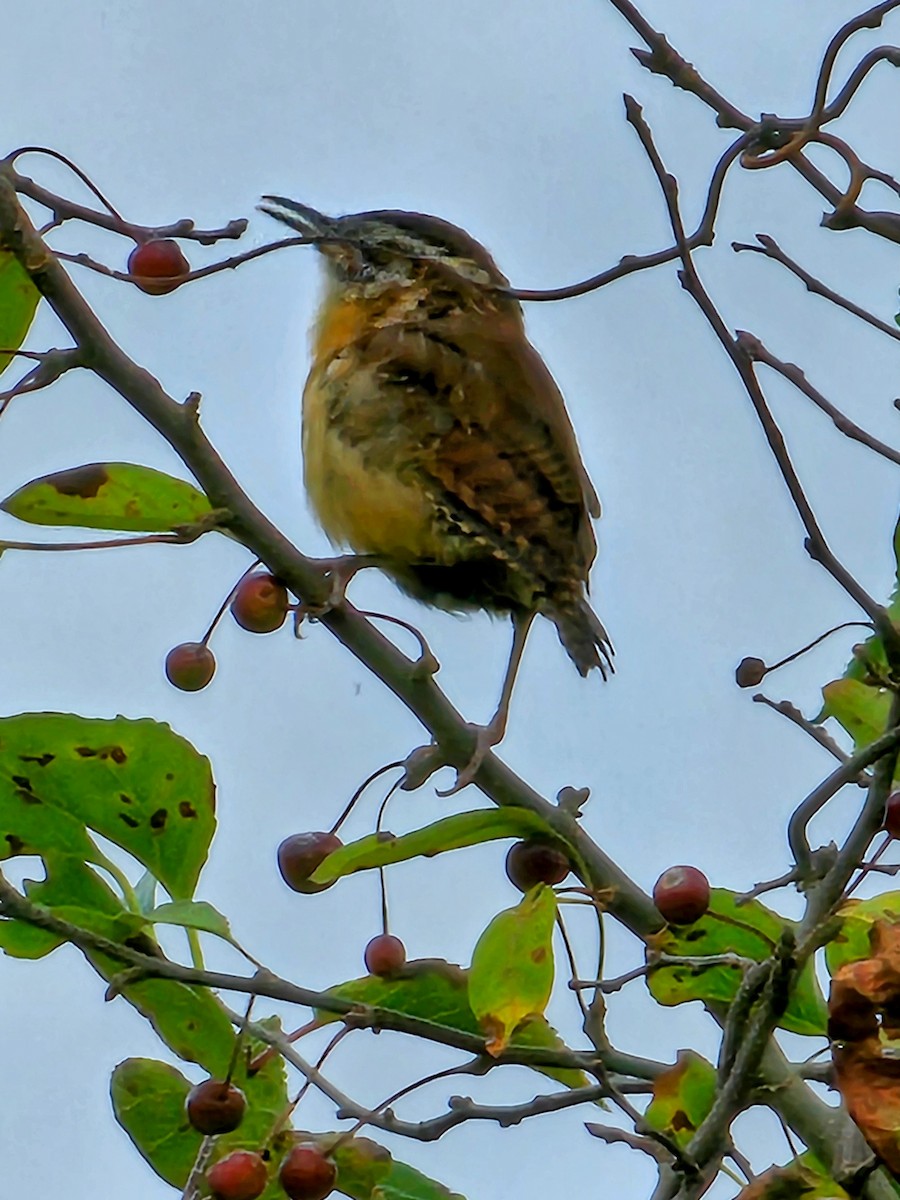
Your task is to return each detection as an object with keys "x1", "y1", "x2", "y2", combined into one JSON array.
[{"x1": 548, "y1": 598, "x2": 614, "y2": 679}]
